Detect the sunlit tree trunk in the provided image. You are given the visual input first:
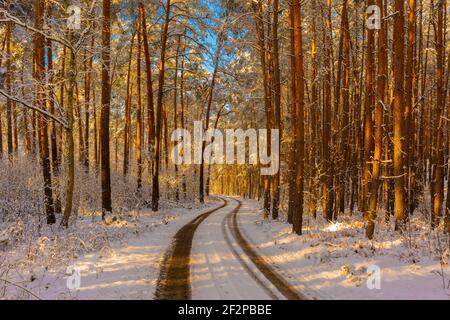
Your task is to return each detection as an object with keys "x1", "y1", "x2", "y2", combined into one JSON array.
[
  {"x1": 393, "y1": 0, "x2": 407, "y2": 231},
  {"x1": 45, "y1": 2, "x2": 62, "y2": 214},
  {"x1": 152, "y1": 0, "x2": 171, "y2": 211},
  {"x1": 432, "y1": 0, "x2": 445, "y2": 229},
  {"x1": 136, "y1": 17, "x2": 143, "y2": 193},
  {"x1": 138, "y1": 1, "x2": 155, "y2": 178},
  {"x1": 123, "y1": 33, "x2": 134, "y2": 177},
  {"x1": 322, "y1": 0, "x2": 333, "y2": 221},
  {"x1": 366, "y1": 0, "x2": 387, "y2": 239},
  {"x1": 271, "y1": 0, "x2": 281, "y2": 220},
  {"x1": 405, "y1": 0, "x2": 416, "y2": 214},
  {"x1": 253, "y1": 0, "x2": 272, "y2": 219},
  {"x1": 61, "y1": 35, "x2": 76, "y2": 228},
  {"x1": 287, "y1": 5, "x2": 297, "y2": 225},
  {"x1": 173, "y1": 34, "x2": 181, "y2": 200},
  {"x1": 84, "y1": 37, "x2": 94, "y2": 172}
]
